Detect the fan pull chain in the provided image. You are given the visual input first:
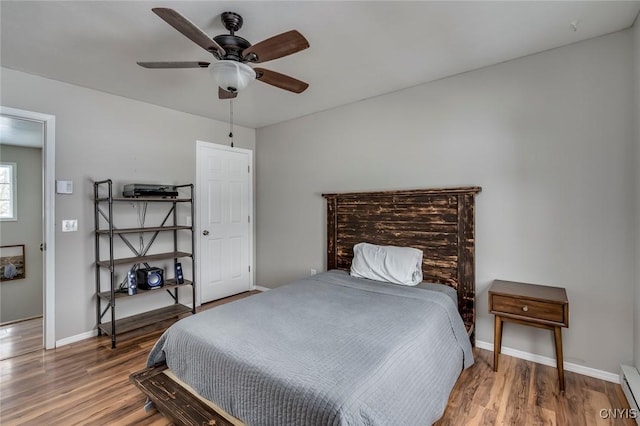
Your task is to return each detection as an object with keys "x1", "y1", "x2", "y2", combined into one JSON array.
[{"x1": 229, "y1": 99, "x2": 234, "y2": 148}]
